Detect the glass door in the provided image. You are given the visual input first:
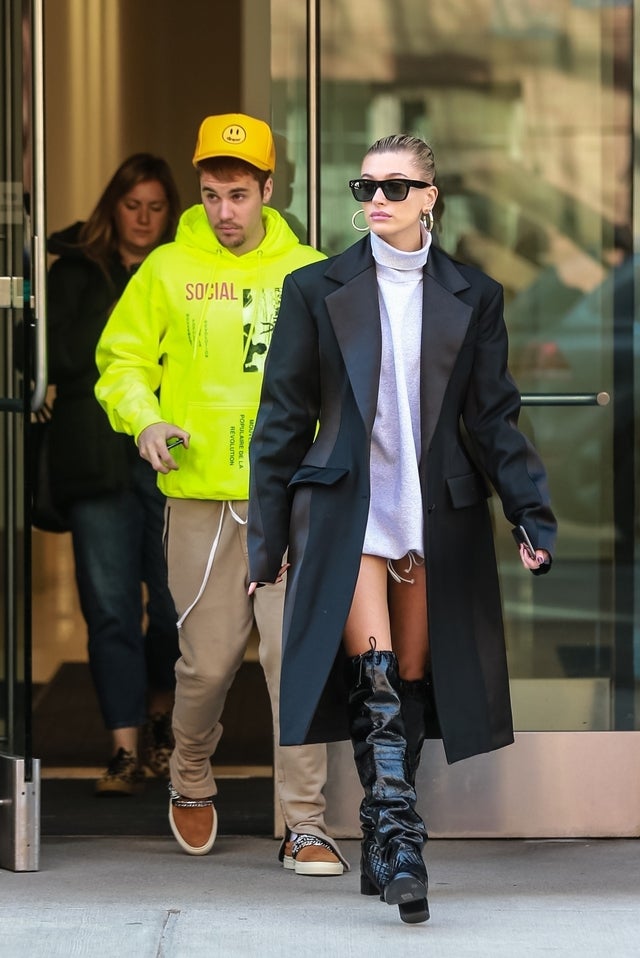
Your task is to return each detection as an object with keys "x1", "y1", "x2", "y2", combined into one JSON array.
[
  {"x1": 271, "y1": 0, "x2": 640, "y2": 835},
  {"x1": 0, "y1": 0, "x2": 43, "y2": 871}
]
